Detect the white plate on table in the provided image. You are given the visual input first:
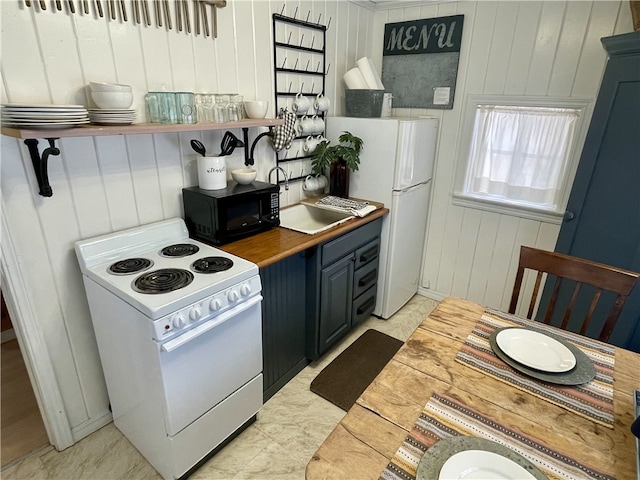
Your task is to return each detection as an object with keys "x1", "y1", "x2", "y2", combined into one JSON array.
[
  {"x1": 439, "y1": 450, "x2": 536, "y2": 479},
  {"x1": 496, "y1": 328, "x2": 576, "y2": 373},
  {"x1": 416, "y1": 437, "x2": 548, "y2": 480}
]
